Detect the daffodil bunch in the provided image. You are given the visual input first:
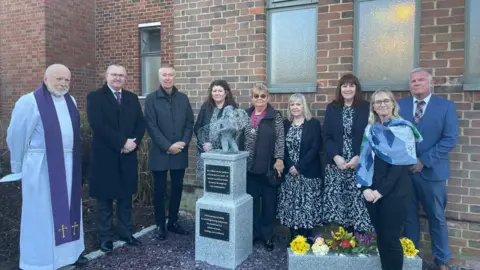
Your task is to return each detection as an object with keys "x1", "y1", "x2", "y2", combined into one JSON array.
[
  {"x1": 311, "y1": 237, "x2": 330, "y2": 255},
  {"x1": 290, "y1": 235, "x2": 311, "y2": 255},
  {"x1": 400, "y1": 237, "x2": 419, "y2": 258}
]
